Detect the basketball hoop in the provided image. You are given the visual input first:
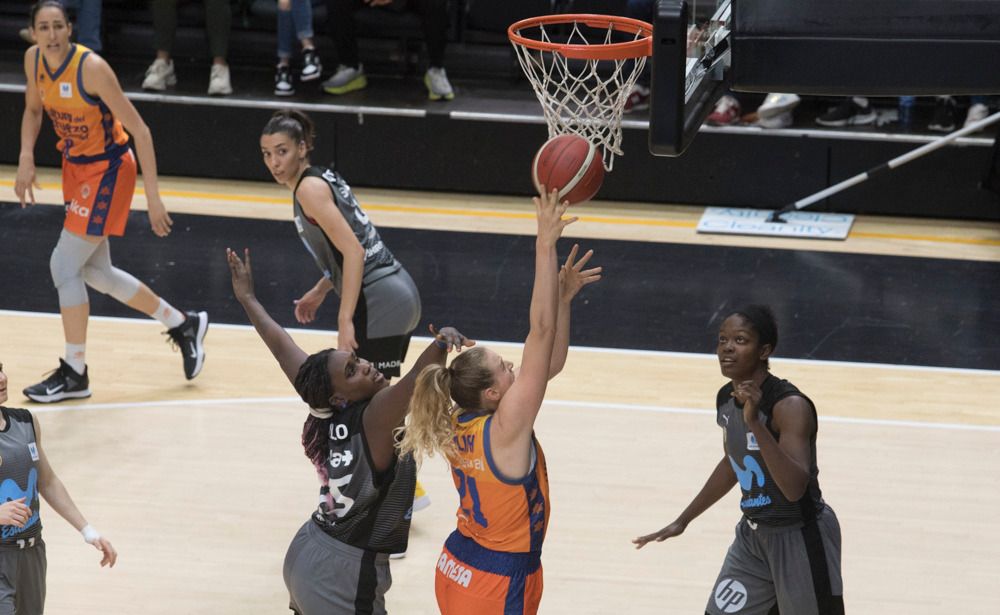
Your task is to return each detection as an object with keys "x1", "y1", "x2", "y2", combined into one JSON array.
[{"x1": 509, "y1": 14, "x2": 653, "y2": 171}]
